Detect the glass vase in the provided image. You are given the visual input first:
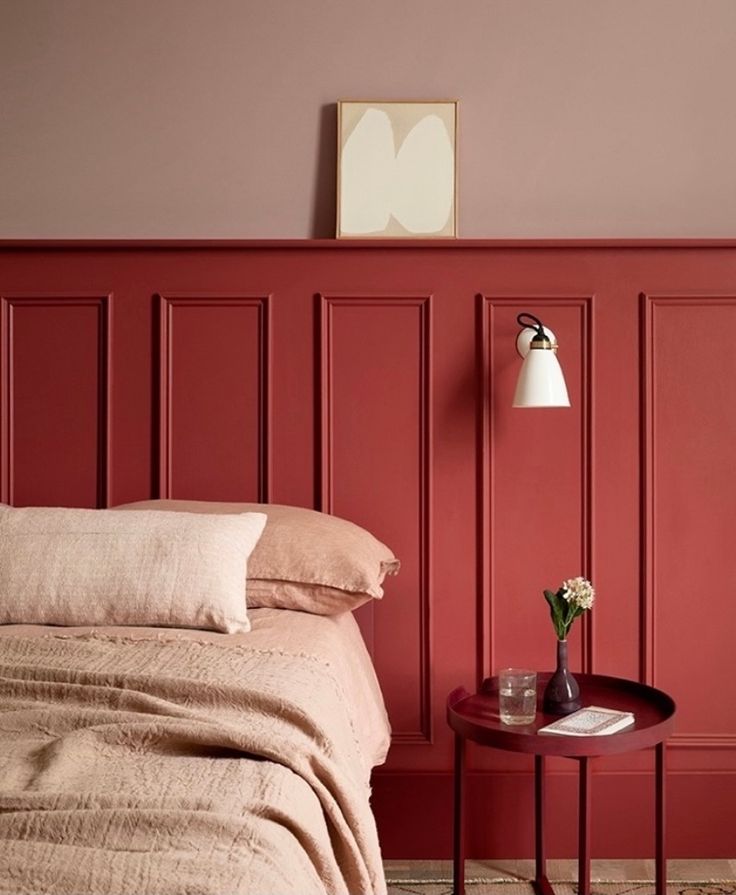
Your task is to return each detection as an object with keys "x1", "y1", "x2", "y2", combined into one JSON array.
[{"x1": 542, "y1": 638, "x2": 581, "y2": 715}]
